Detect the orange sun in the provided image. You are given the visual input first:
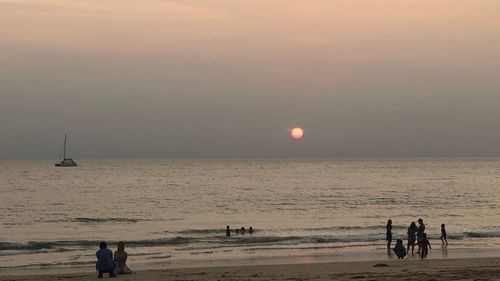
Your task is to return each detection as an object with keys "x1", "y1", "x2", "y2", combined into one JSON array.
[{"x1": 291, "y1": 127, "x2": 304, "y2": 139}]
